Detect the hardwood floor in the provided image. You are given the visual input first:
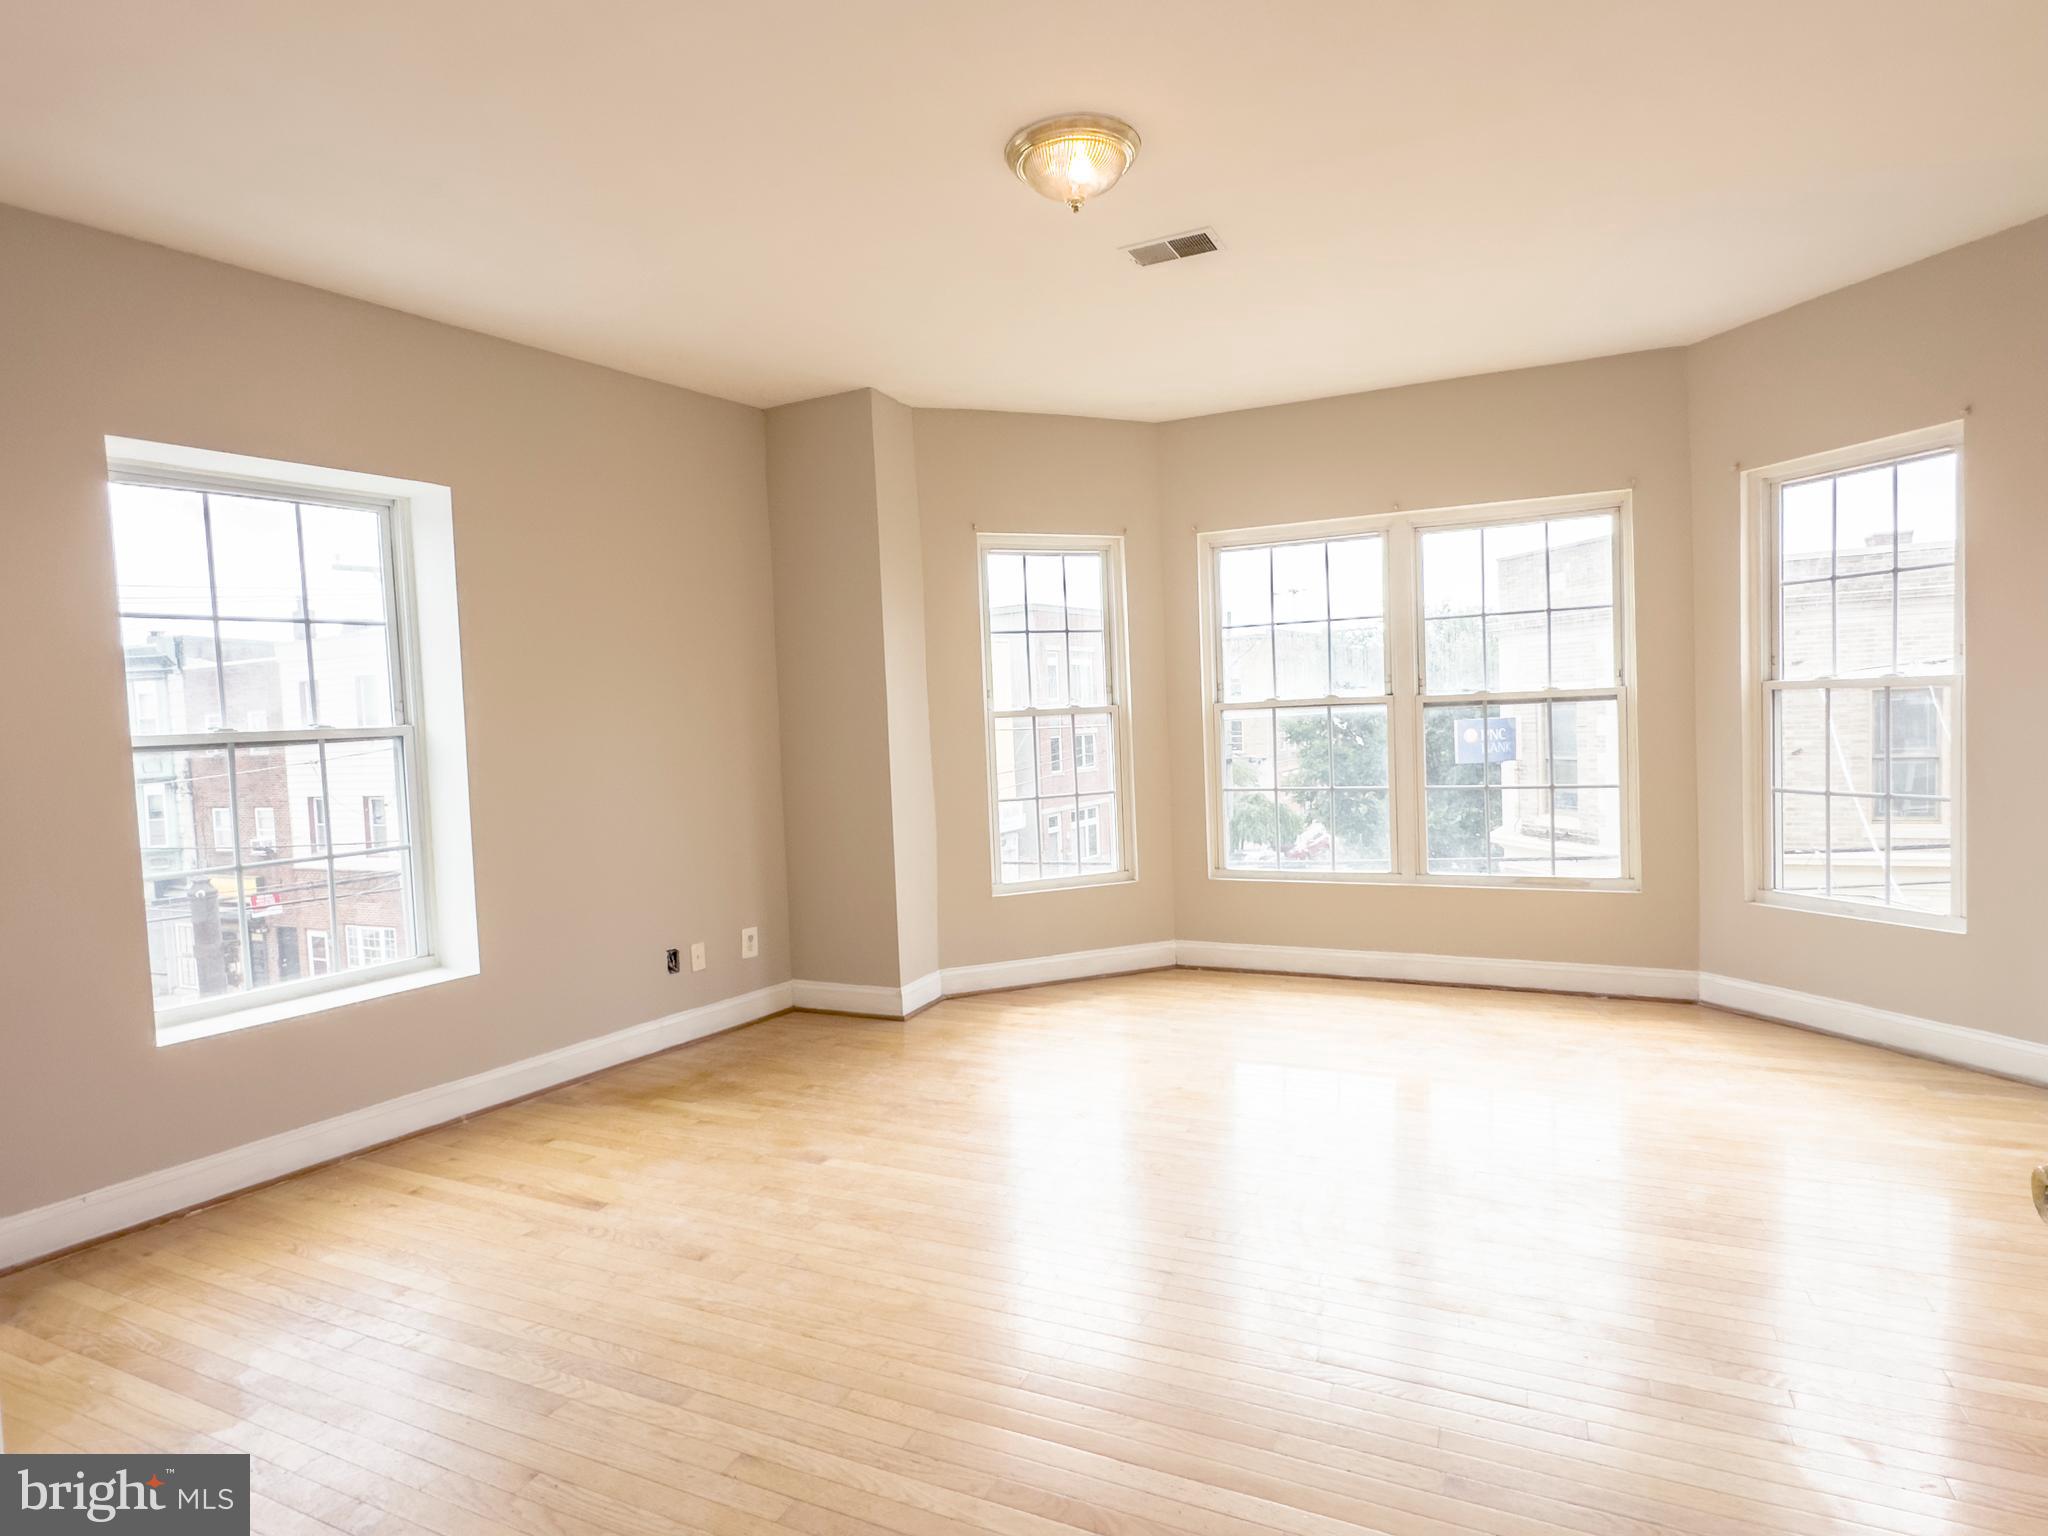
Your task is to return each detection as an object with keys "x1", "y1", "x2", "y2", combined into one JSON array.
[{"x1": 6, "y1": 968, "x2": 2048, "y2": 1535}]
